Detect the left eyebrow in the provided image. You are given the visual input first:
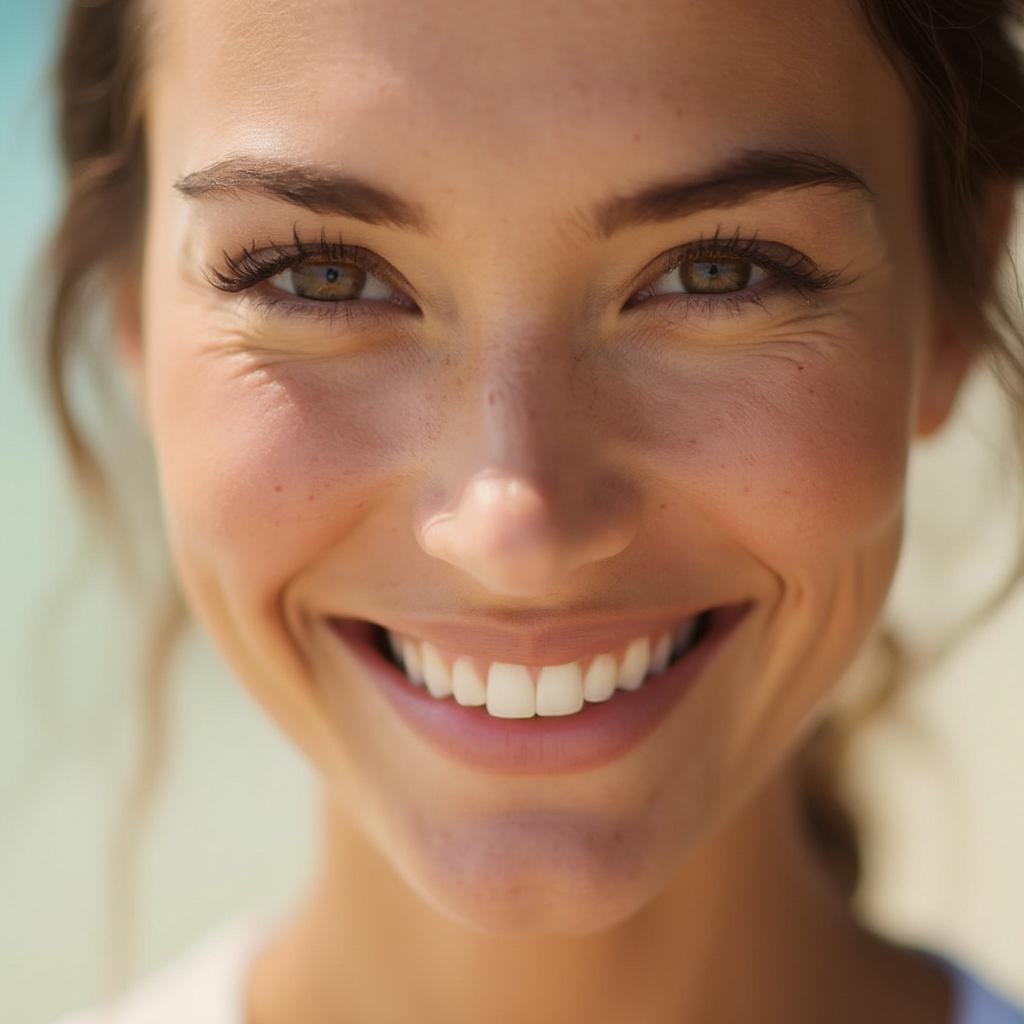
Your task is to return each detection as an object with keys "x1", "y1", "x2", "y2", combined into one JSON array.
[{"x1": 592, "y1": 148, "x2": 876, "y2": 237}]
